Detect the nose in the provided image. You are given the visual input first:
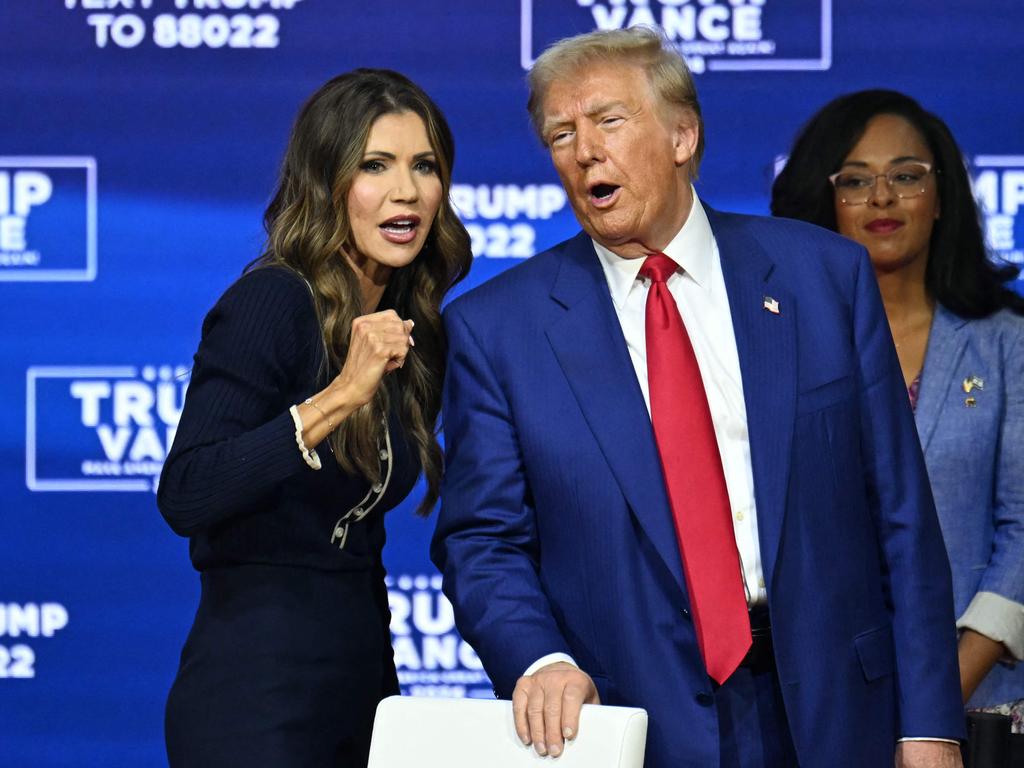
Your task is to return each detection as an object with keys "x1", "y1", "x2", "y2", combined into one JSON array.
[
  {"x1": 390, "y1": 166, "x2": 419, "y2": 203},
  {"x1": 574, "y1": 123, "x2": 605, "y2": 166},
  {"x1": 867, "y1": 174, "x2": 895, "y2": 207}
]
